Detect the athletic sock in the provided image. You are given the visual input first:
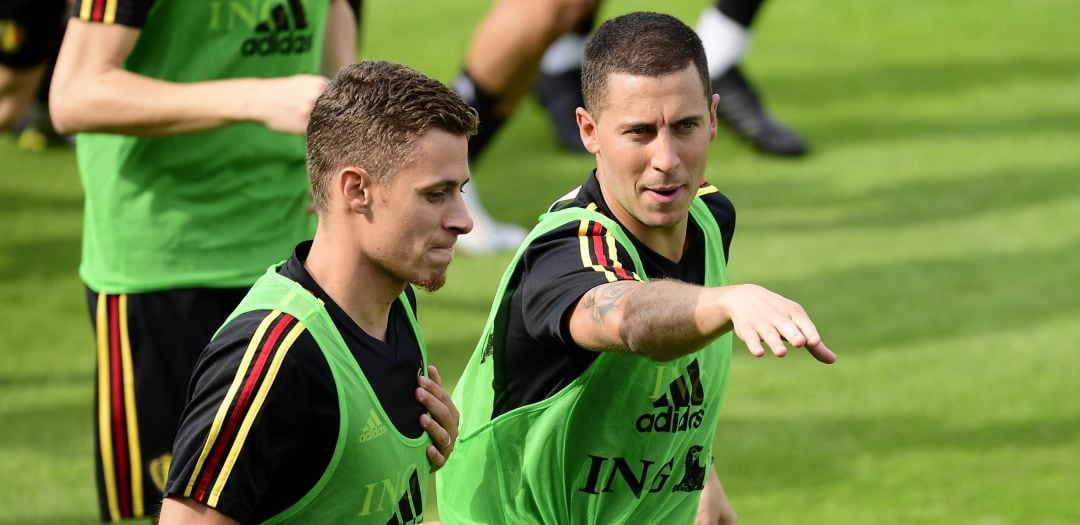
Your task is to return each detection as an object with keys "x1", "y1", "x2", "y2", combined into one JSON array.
[
  {"x1": 696, "y1": 7, "x2": 750, "y2": 79},
  {"x1": 453, "y1": 69, "x2": 505, "y2": 165},
  {"x1": 539, "y1": 33, "x2": 586, "y2": 76},
  {"x1": 539, "y1": 9, "x2": 592, "y2": 75}
]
